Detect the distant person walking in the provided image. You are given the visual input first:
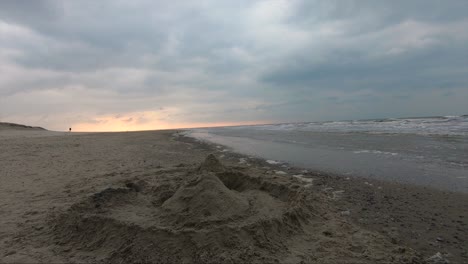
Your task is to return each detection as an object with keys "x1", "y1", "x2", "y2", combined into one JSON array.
[{"x1": 69, "y1": 127, "x2": 72, "y2": 132}]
